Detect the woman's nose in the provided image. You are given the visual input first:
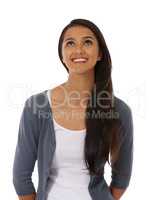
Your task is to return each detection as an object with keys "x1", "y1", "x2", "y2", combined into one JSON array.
[{"x1": 75, "y1": 44, "x2": 84, "y2": 53}]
